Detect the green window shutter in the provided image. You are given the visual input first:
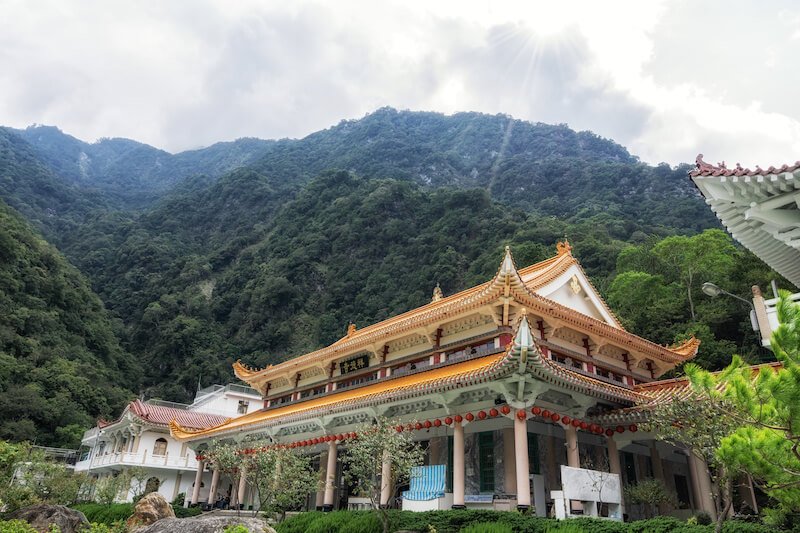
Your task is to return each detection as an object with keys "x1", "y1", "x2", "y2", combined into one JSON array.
[
  {"x1": 447, "y1": 436, "x2": 453, "y2": 492},
  {"x1": 479, "y1": 432, "x2": 495, "y2": 493},
  {"x1": 527, "y1": 432, "x2": 540, "y2": 475}
]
